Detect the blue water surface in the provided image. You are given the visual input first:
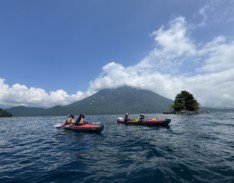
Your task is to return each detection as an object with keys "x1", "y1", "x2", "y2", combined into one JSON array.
[{"x1": 0, "y1": 112, "x2": 233, "y2": 183}]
